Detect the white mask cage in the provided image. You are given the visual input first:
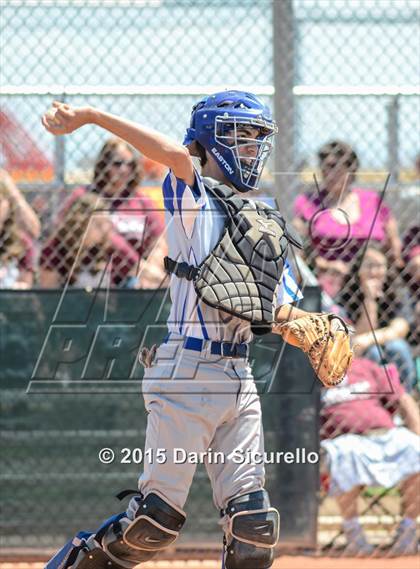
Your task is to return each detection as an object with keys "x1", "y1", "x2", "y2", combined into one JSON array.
[{"x1": 215, "y1": 115, "x2": 278, "y2": 190}]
